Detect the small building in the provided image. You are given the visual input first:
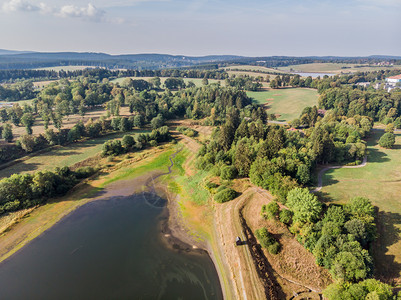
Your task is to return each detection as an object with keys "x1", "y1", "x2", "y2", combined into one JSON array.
[
  {"x1": 386, "y1": 74, "x2": 401, "y2": 84},
  {"x1": 356, "y1": 82, "x2": 370, "y2": 88}
]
